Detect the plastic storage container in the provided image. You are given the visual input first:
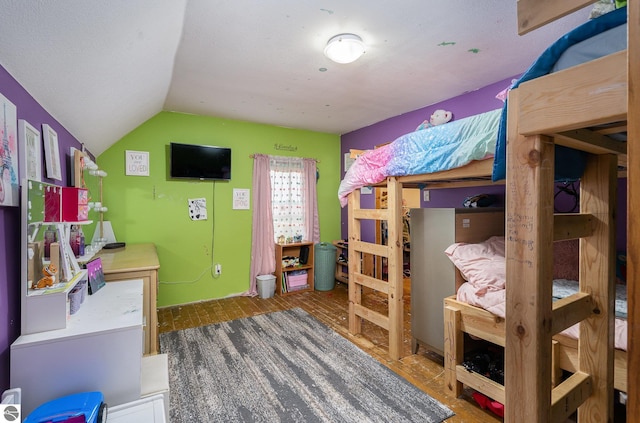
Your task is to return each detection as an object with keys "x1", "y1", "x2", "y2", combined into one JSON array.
[
  {"x1": 287, "y1": 271, "x2": 308, "y2": 290},
  {"x1": 314, "y1": 242, "x2": 337, "y2": 291},
  {"x1": 256, "y1": 274, "x2": 276, "y2": 299}
]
